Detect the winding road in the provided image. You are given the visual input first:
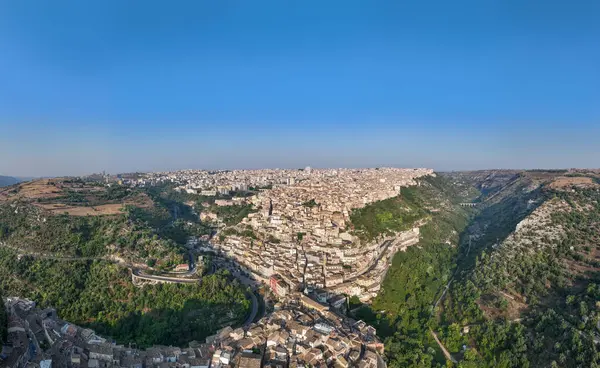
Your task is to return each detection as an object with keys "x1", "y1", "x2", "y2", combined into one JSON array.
[
  {"x1": 131, "y1": 269, "x2": 199, "y2": 284},
  {"x1": 243, "y1": 291, "x2": 259, "y2": 326},
  {"x1": 1, "y1": 241, "x2": 204, "y2": 285},
  {"x1": 211, "y1": 257, "x2": 262, "y2": 326}
]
